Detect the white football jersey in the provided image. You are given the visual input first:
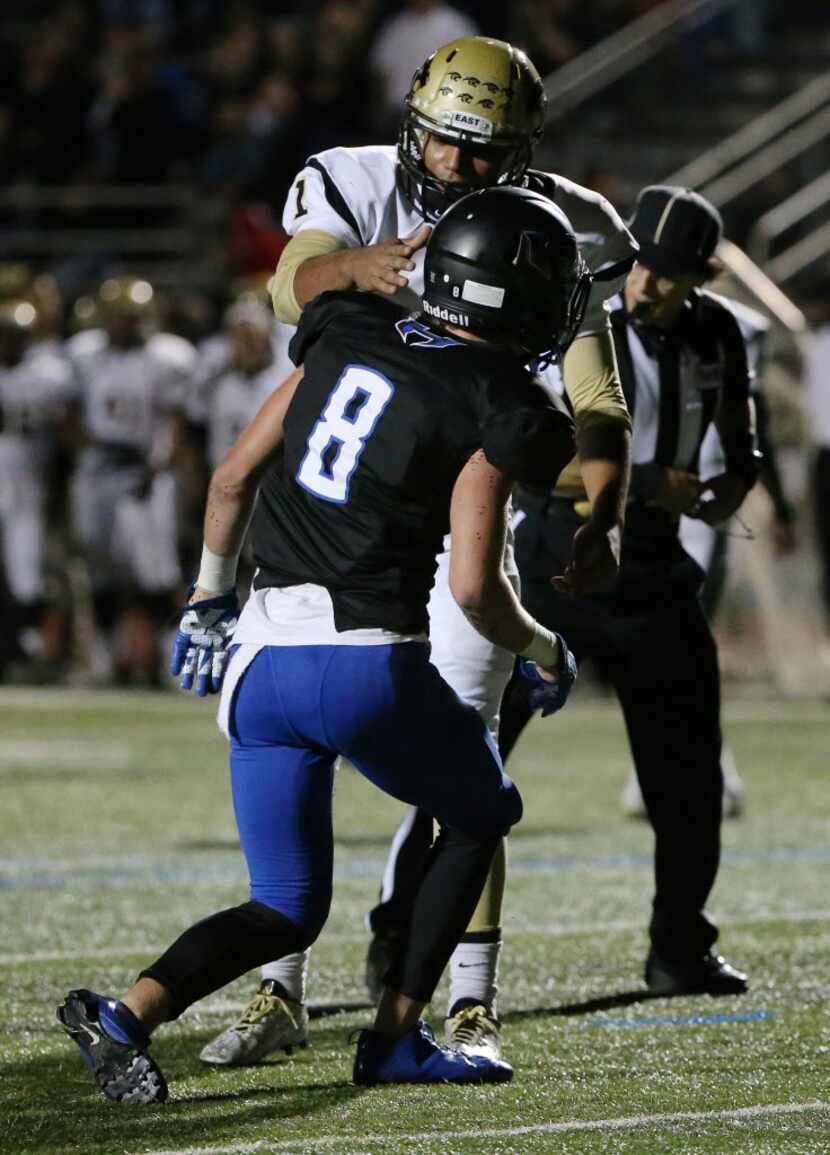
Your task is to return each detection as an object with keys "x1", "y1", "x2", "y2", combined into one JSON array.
[
  {"x1": 282, "y1": 145, "x2": 637, "y2": 336},
  {"x1": 188, "y1": 323, "x2": 295, "y2": 436},
  {"x1": 67, "y1": 329, "x2": 195, "y2": 457},
  {"x1": 204, "y1": 366, "x2": 284, "y2": 469},
  {"x1": 0, "y1": 346, "x2": 77, "y2": 474}
]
